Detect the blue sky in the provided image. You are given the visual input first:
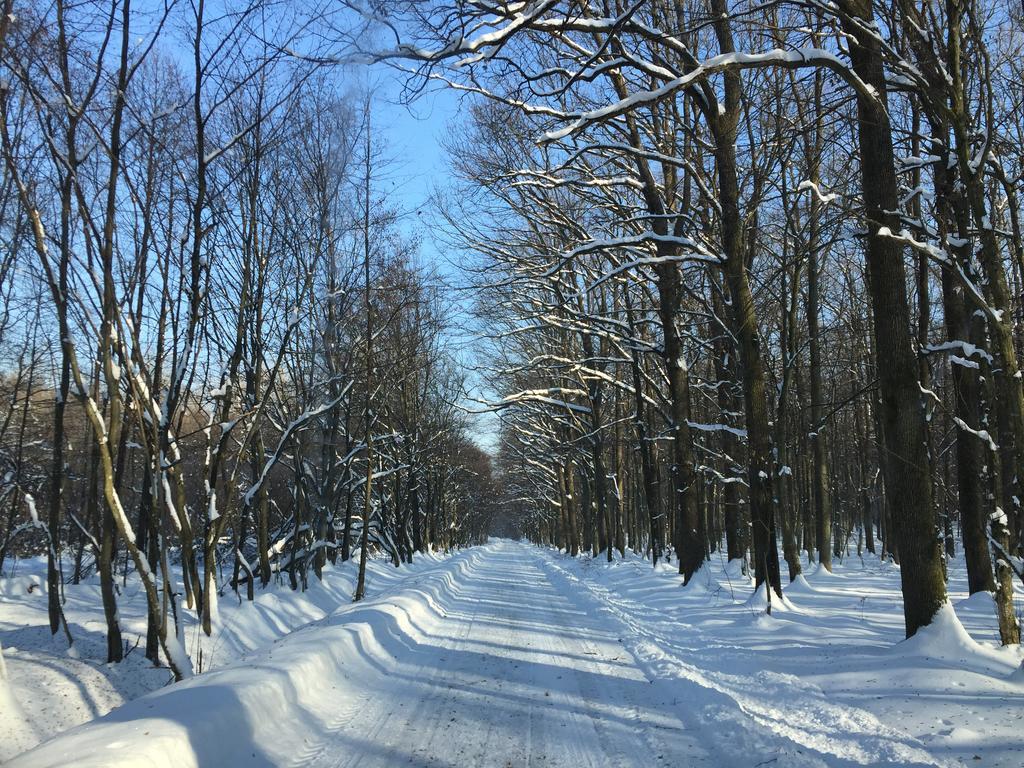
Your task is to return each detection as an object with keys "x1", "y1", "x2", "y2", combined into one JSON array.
[
  {"x1": 373, "y1": 78, "x2": 459, "y2": 220},
  {"x1": 370, "y1": 74, "x2": 500, "y2": 451}
]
